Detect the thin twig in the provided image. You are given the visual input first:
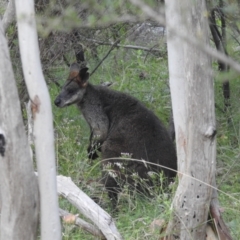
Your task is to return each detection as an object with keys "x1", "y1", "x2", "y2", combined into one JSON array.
[
  {"x1": 63, "y1": 55, "x2": 70, "y2": 67},
  {"x1": 90, "y1": 39, "x2": 120, "y2": 76},
  {"x1": 144, "y1": 43, "x2": 164, "y2": 63},
  {"x1": 82, "y1": 37, "x2": 161, "y2": 53}
]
